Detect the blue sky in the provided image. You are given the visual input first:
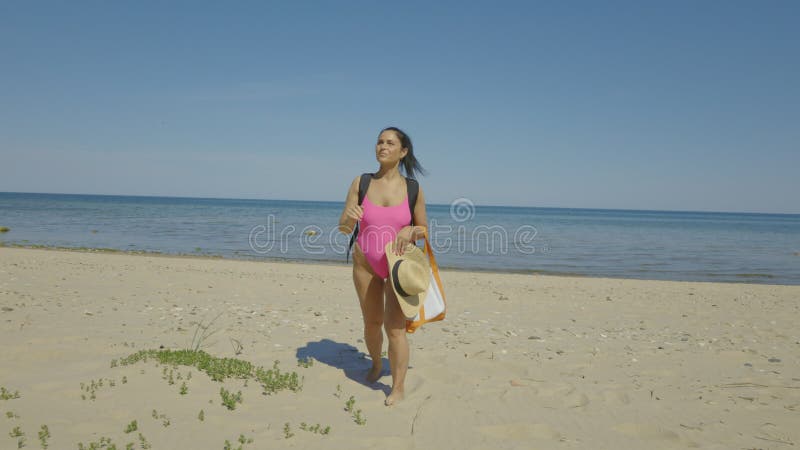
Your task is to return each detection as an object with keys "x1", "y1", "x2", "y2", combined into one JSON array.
[{"x1": 1, "y1": 1, "x2": 798, "y2": 213}]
